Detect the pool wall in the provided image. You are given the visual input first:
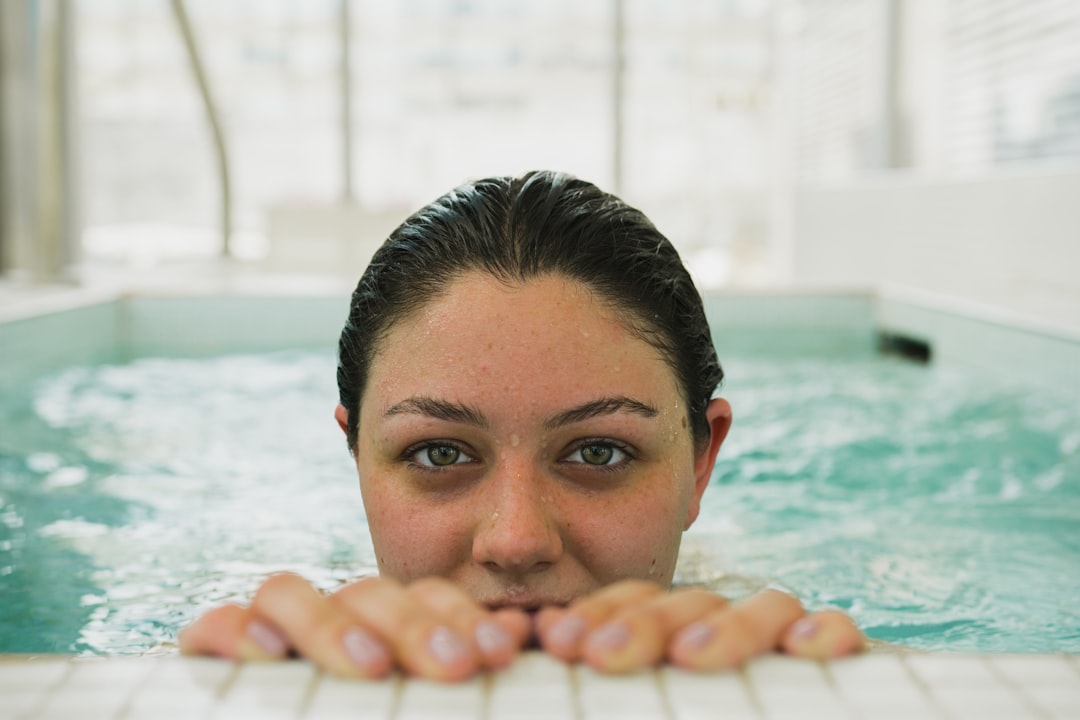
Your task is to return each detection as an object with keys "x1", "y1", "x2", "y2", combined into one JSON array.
[
  {"x1": 3, "y1": 287, "x2": 1079, "y2": 397},
  {"x1": 0, "y1": 292, "x2": 344, "y2": 395}
]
